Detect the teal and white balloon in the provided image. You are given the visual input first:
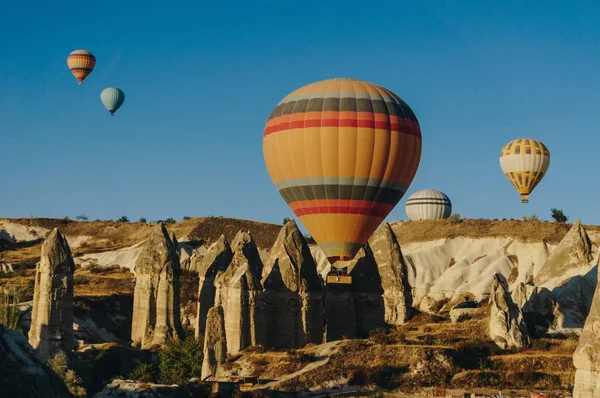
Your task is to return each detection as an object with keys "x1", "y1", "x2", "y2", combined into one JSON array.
[
  {"x1": 100, "y1": 87, "x2": 125, "y2": 116},
  {"x1": 405, "y1": 189, "x2": 452, "y2": 220}
]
